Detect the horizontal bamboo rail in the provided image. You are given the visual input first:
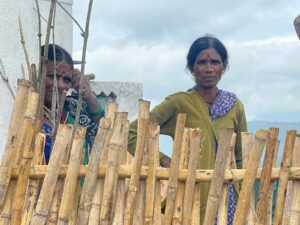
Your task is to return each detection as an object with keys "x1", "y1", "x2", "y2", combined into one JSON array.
[{"x1": 7, "y1": 165, "x2": 300, "y2": 181}]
